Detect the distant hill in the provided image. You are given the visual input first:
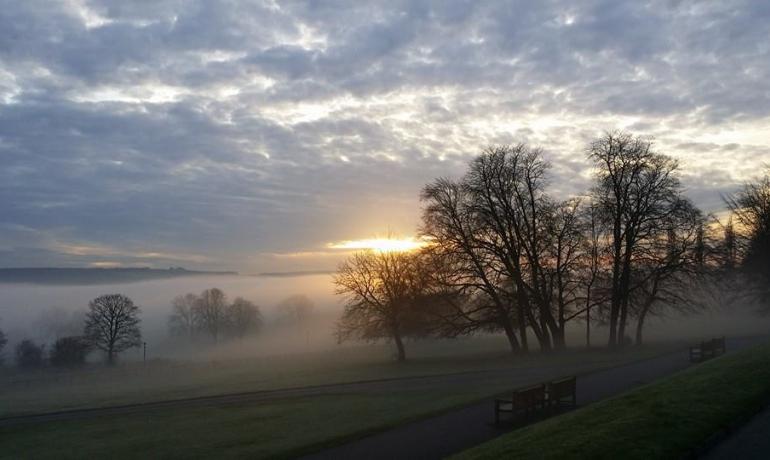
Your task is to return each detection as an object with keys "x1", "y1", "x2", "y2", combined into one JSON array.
[{"x1": 0, "y1": 267, "x2": 238, "y2": 285}]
